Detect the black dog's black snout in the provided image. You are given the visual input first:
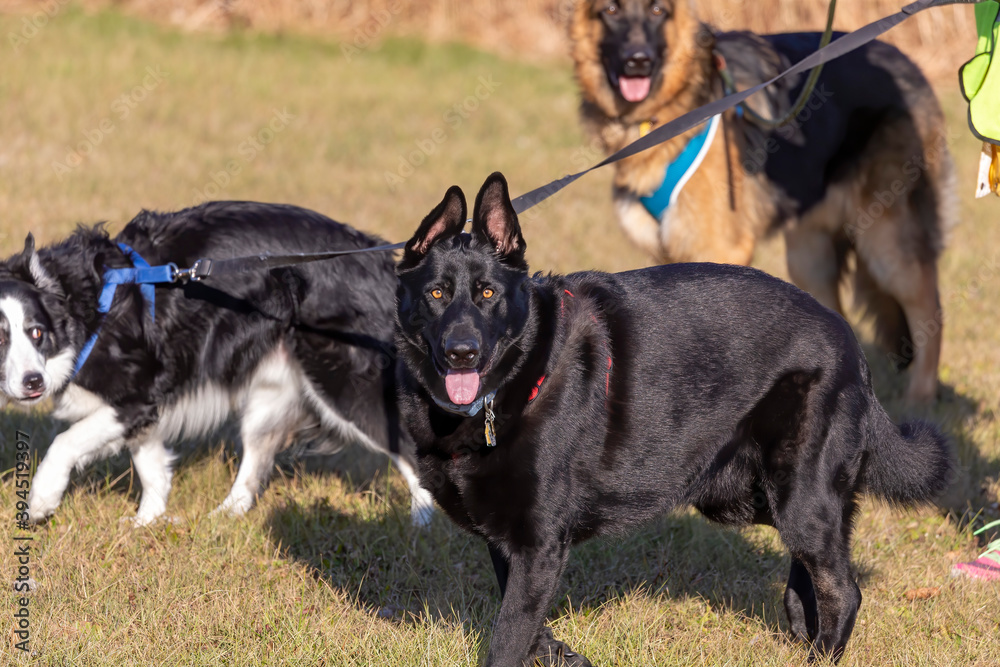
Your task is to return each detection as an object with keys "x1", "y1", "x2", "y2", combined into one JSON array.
[
  {"x1": 23, "y1": 373, "x2": 44, "y2": 394},
  {"x1": 623, "y1": 48, "x2": 654, "y2": 77},
  {"x1": 445, "y1": 338, "x2": 480, "y2": 368}
]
